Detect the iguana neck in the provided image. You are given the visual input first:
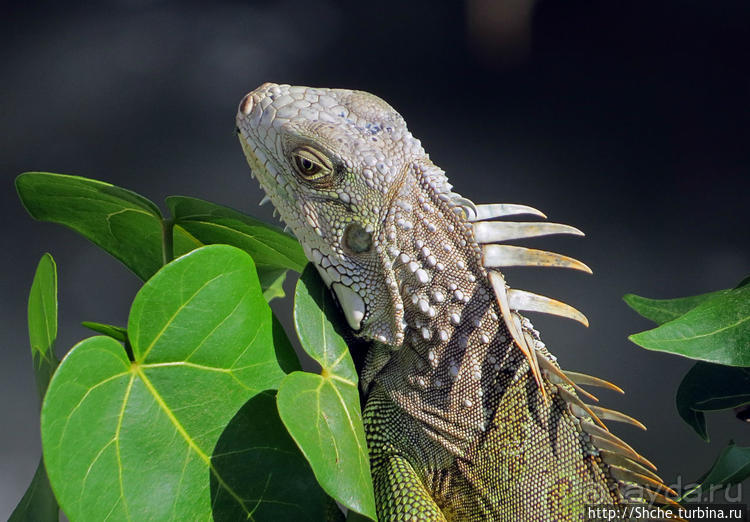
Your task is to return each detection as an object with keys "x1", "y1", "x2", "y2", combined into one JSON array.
[{"x1": 363, "y1": 161, "x2": 527, "y2": 454}]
